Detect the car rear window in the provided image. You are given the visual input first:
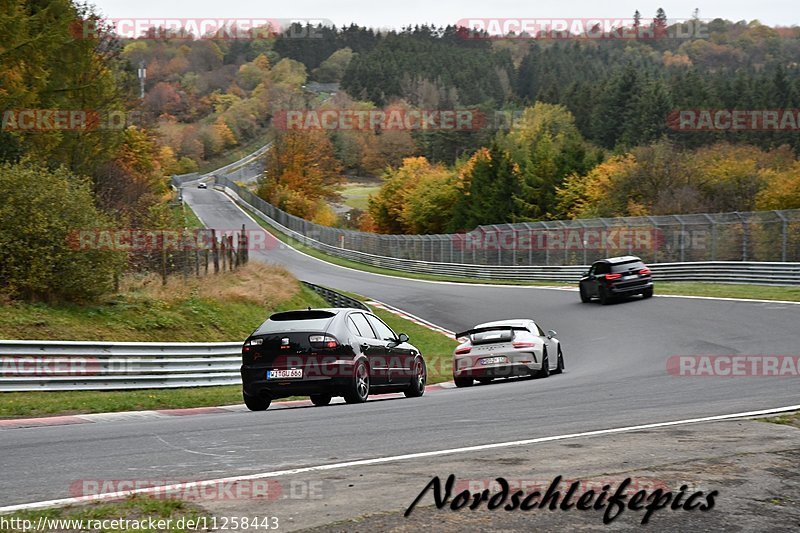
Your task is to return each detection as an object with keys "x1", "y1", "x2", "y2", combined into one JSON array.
[
  {"x1": 611, "y1": 261, "x2": 646, "y2": 273},
  {"x1": 254, "y1": 310, "x2": 336, "y2": 334},
  {"x1": 471, "y1": 329, "x2": 515, "y2": 345}
]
